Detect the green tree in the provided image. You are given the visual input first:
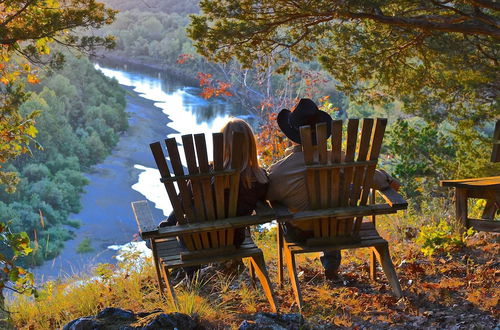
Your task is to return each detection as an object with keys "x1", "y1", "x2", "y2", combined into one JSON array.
[
  {"x1": 385, "y1": 119, "x2": 500, "y2": 200},
  {"x1": 0, "y1": 2, "x2": 116, "y2": 319},
  {"x1": 0, "y1": 0, "x2": 116, "y2": 192},
  {"x1": 188, "y1": 0, "x2": 499, "y2": 122}
]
